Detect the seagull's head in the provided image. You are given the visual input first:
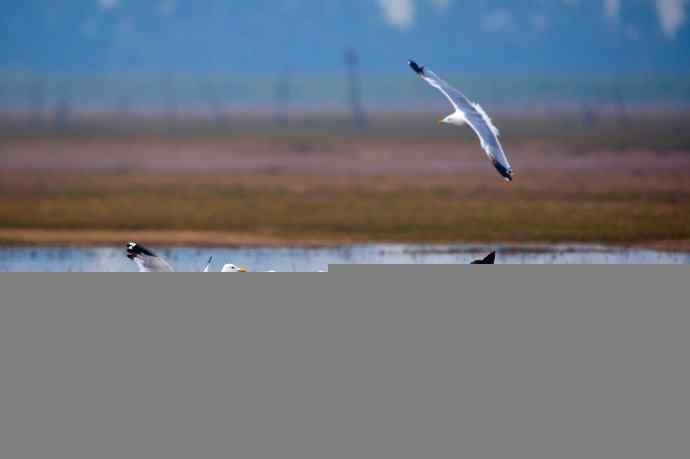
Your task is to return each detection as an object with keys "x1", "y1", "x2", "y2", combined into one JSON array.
[
  {"x1": 439, "y1": 114, "x2": 461, "y2": 126},
  {"x1": 222, "y1": 264, "x2": 248, "y2": 273}
]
